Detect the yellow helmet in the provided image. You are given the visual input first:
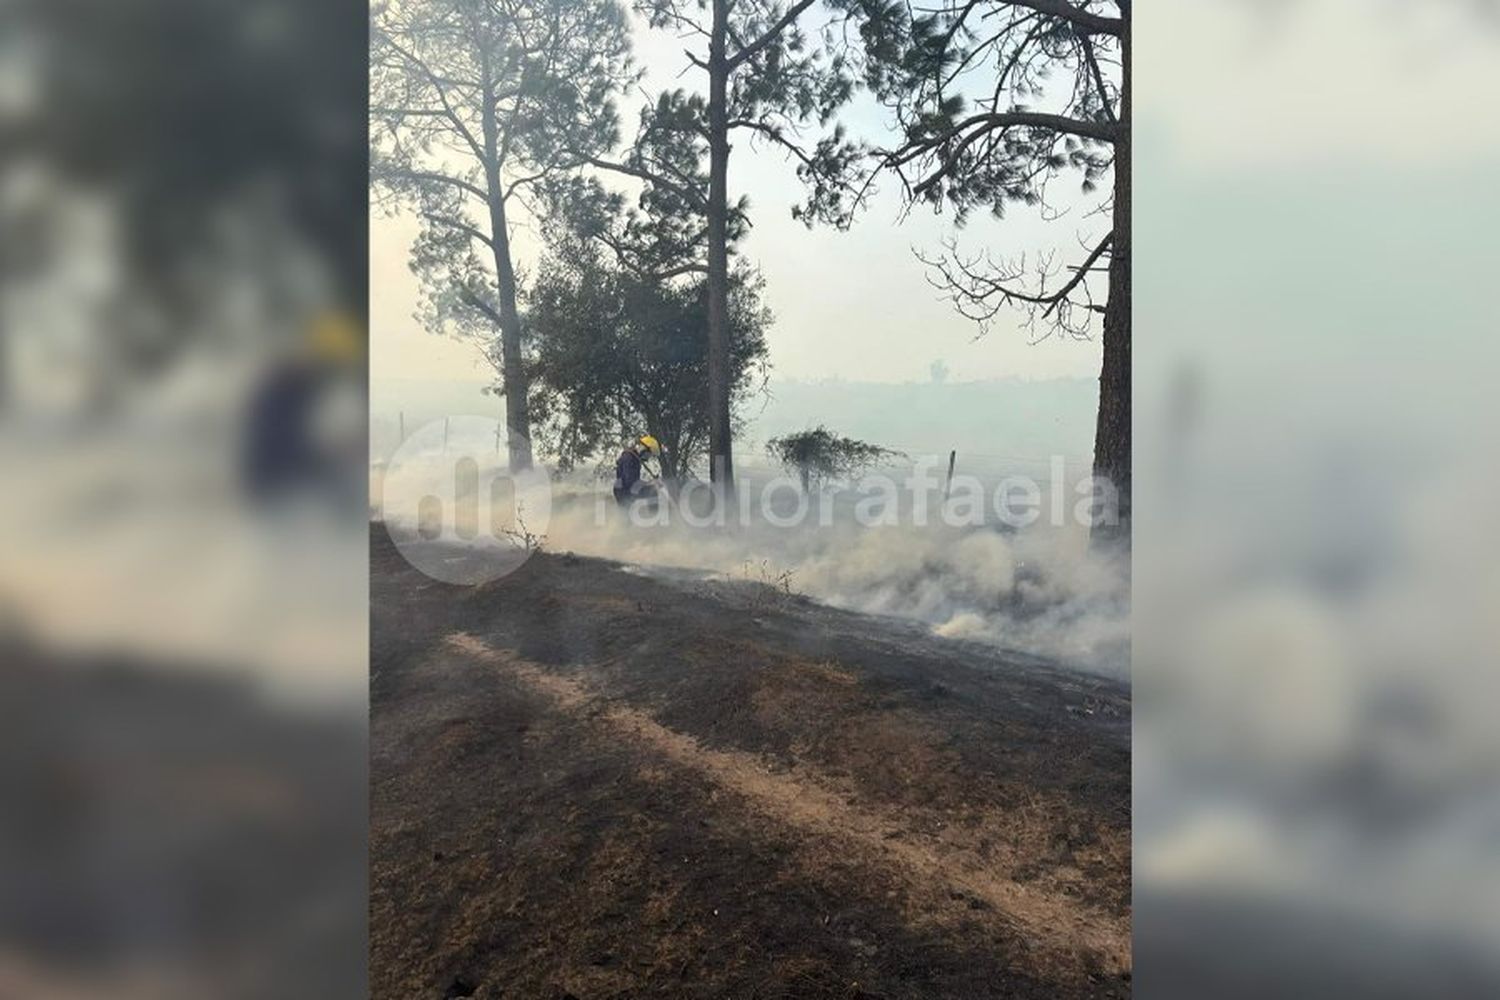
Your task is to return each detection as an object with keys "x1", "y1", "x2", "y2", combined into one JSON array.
[
  {"x1": 637, "y1": 434, "x2": 661, "y2": 455},
  {"x1": 307, "y1": 310, "x2": 363, "y2": 363}
]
